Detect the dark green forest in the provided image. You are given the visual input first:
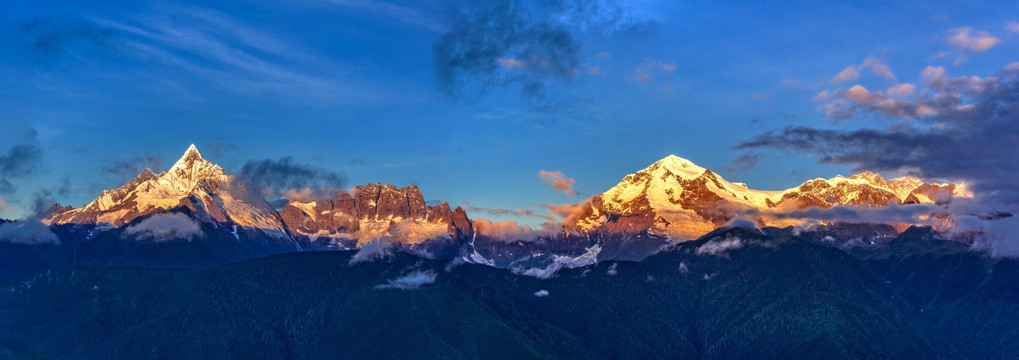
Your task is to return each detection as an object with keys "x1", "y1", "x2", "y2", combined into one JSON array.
[{"x1": 1, "y1": 227, "x2": 1016, "y2": 359}]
